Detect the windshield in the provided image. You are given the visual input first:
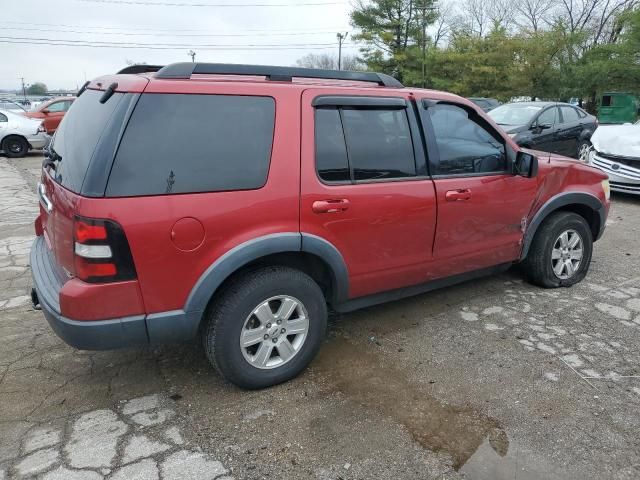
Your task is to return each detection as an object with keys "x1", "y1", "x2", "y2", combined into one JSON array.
[{"x1": 488, "y1": 104, "x2": 542, "y2": 126}]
